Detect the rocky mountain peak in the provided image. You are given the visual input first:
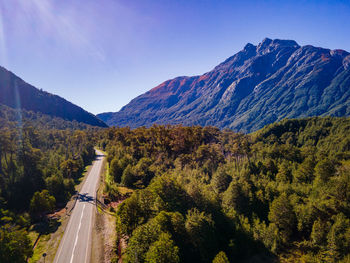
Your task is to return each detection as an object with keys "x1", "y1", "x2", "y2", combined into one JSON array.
[
  {"x1": 98, "y1": 38, "x2": 350, "y2": 132},
  {"x1": 243, "y1": 43, "x2": 256, "y2": 52},
  {"x1": 257, "y1": 38, "x2": 300, "y2": 55}
]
